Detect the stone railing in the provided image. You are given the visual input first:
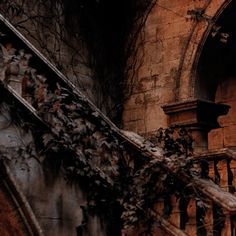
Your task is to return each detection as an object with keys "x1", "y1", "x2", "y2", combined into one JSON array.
[{"x1": 153, "y1": 149, "x2": 236, "y2": 236}]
